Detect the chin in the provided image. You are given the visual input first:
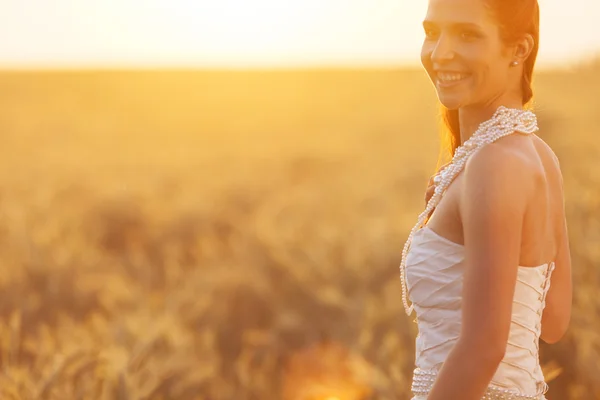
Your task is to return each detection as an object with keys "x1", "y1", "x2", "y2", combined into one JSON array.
[{"x1": 437, "y1": 94, "x2": 463, "y2": 110}]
